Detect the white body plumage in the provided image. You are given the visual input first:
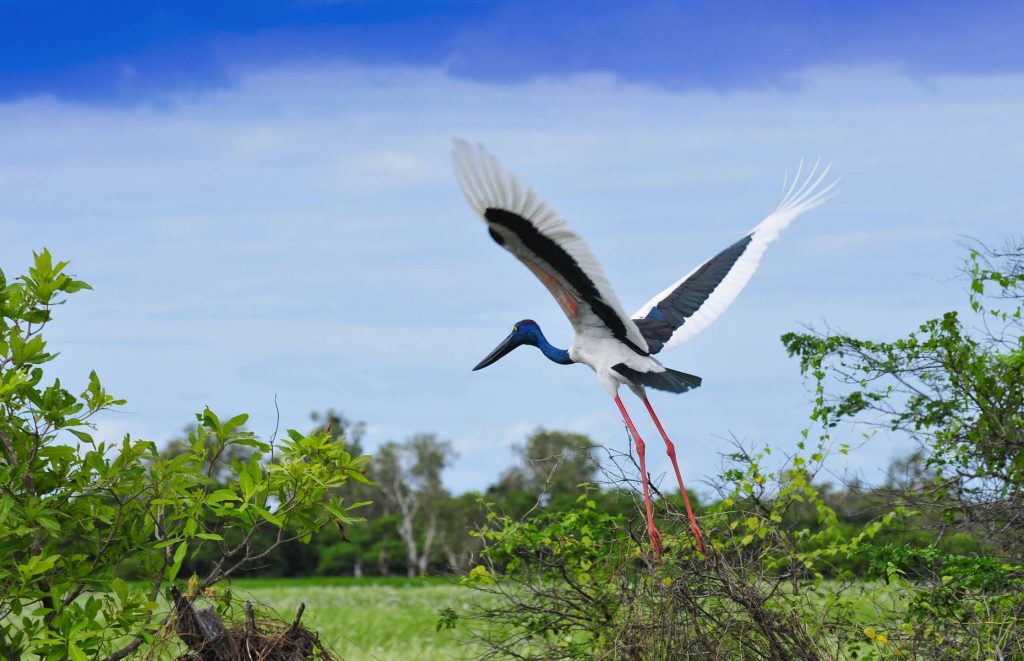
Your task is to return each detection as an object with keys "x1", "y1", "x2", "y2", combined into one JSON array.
[{"x1": 569, "y1": 335, "x2": 663, "y2": 396}]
